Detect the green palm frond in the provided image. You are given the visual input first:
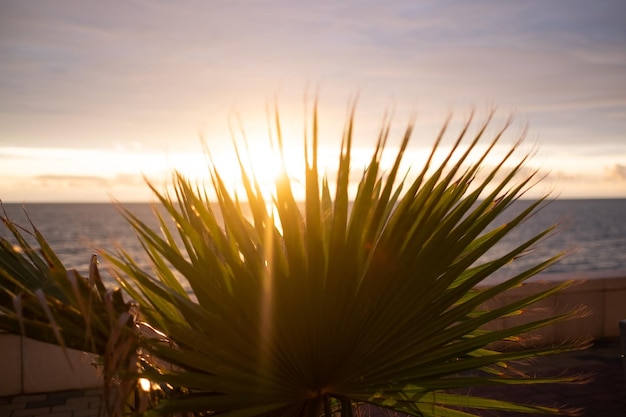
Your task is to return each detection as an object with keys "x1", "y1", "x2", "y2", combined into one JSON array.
[
  {"x1": 0, "y1": 105, "x2": 588, "y2": 417},
  {"x1": 103, "y1": 107, "x2": 586, "y2": 416}
]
